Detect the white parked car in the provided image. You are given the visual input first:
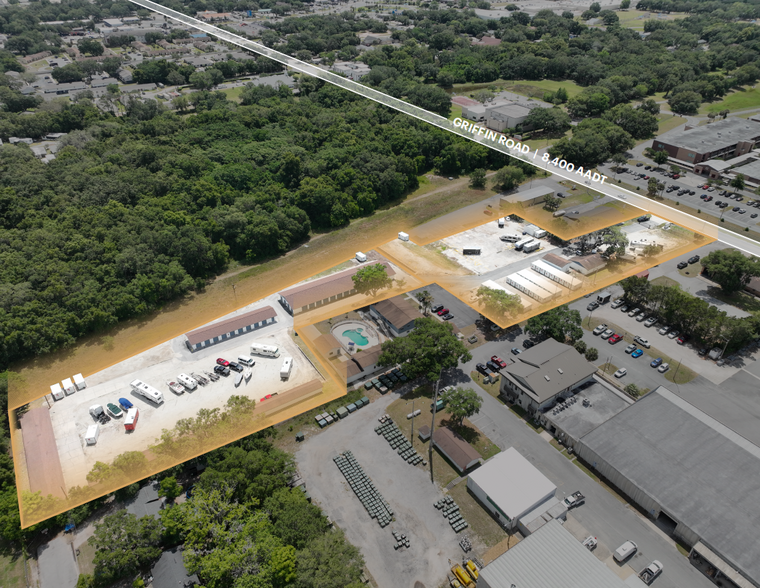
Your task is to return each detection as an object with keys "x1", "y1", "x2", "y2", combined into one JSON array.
[
  {"x1": 628, "y1": 307, "x2": 641, "y2": 317},
  {"x1": 636, "y1": 313, "x2": 647, "y2": 322},
  {"x1": 658, "y1": 325, "x2": 670, "y2": 335},
  {"x1": 593, "y1": 323, "x2": 609, "y2": 335},
  {"x1": 614, "y1": 540, "x2": 638, "y2": 562},
  {"x1": 644, "y1": 317, "x2": 658, "y2": 327},
  {"x1": 658, "y1": 363, "x2": 670, "y2": 373},
  {"x1": 601, "y1": 329, "x2": 614, "y2": 340},
  {"x1": 611, "y1": 299, "x2": 624, "y2": 309},
  {"x1": 668, "y1": 330, "x2": 680, "y2": 339},
  {"x1": 614, "y1": 368, "x2": 627, "y2": 378}
]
